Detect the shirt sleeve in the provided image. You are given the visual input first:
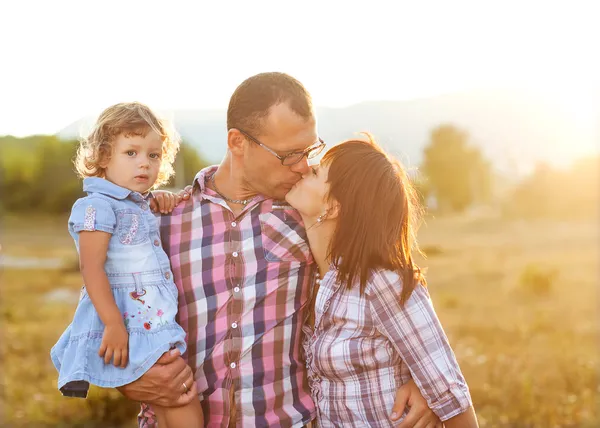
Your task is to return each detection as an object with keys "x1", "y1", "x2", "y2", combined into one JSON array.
[
  {"x1": 69, "y1": 196, "x2": 117, "y2": 234},
  {"x1": 367, "y1": 271, "x2": 472, "y2": 421}
]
